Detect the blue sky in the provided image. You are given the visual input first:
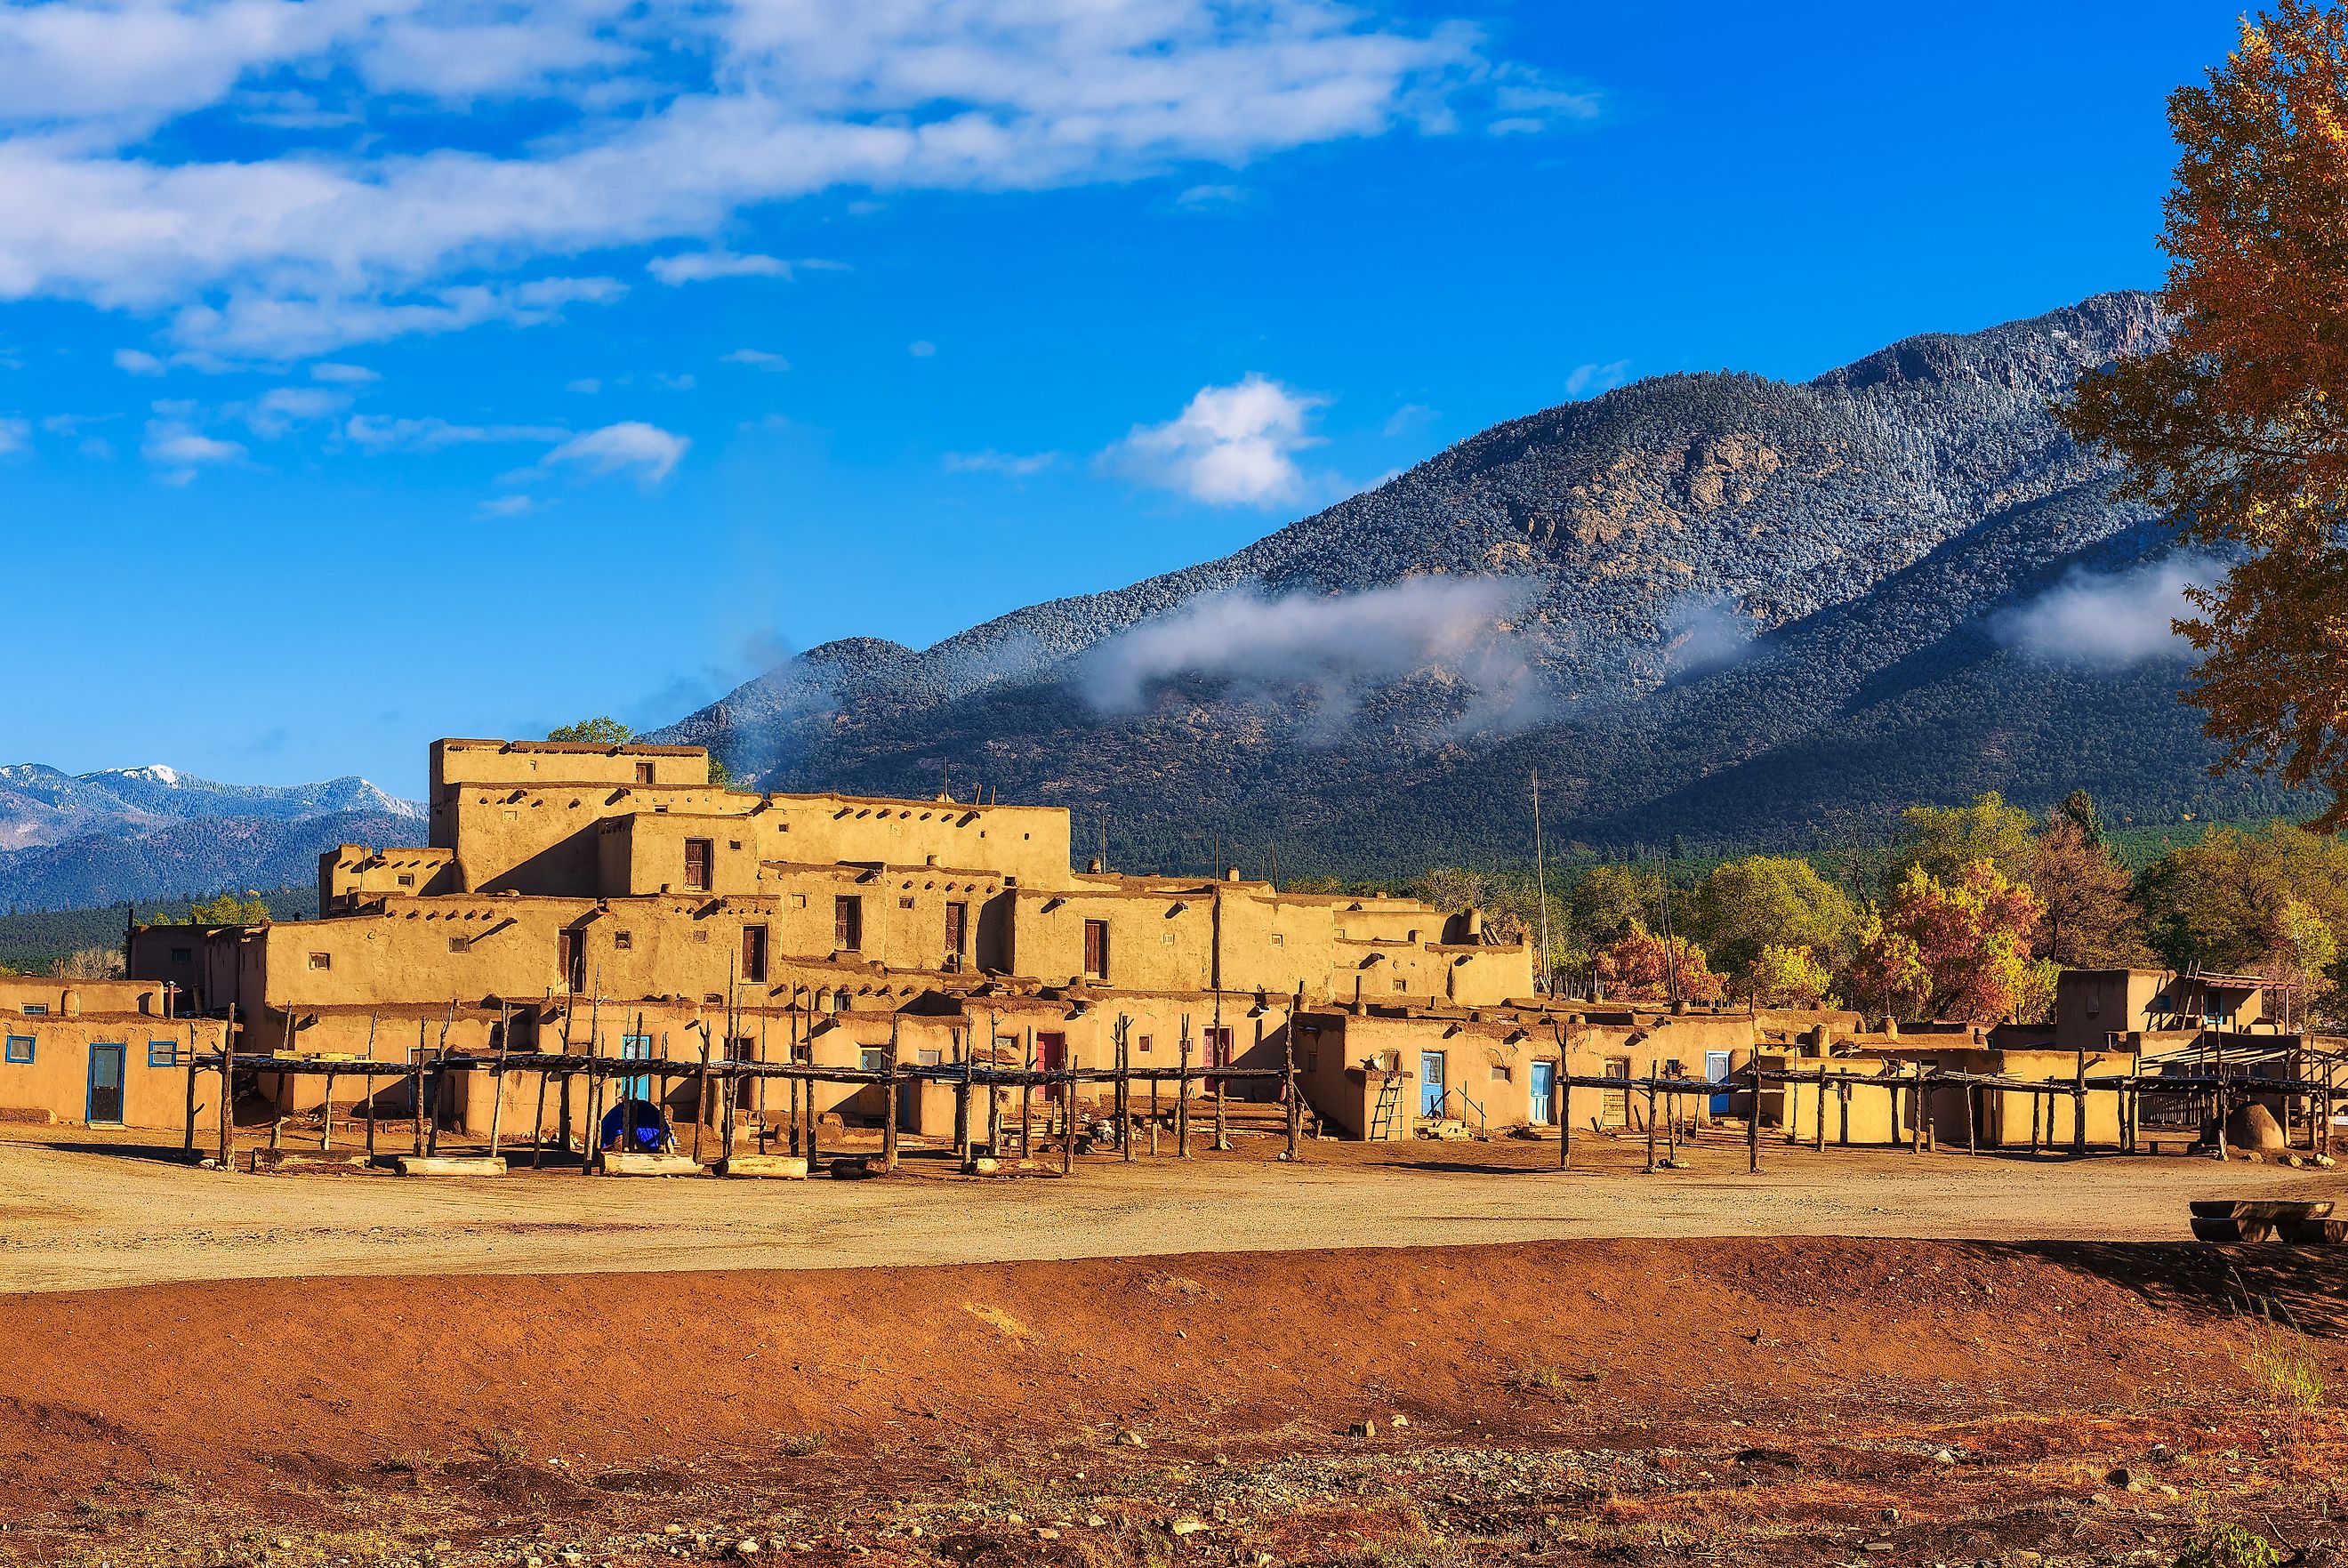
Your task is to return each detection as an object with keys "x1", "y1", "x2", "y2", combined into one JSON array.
[{"x1": 0, "y1": 0, "x2": 2237, "y2": 796}]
